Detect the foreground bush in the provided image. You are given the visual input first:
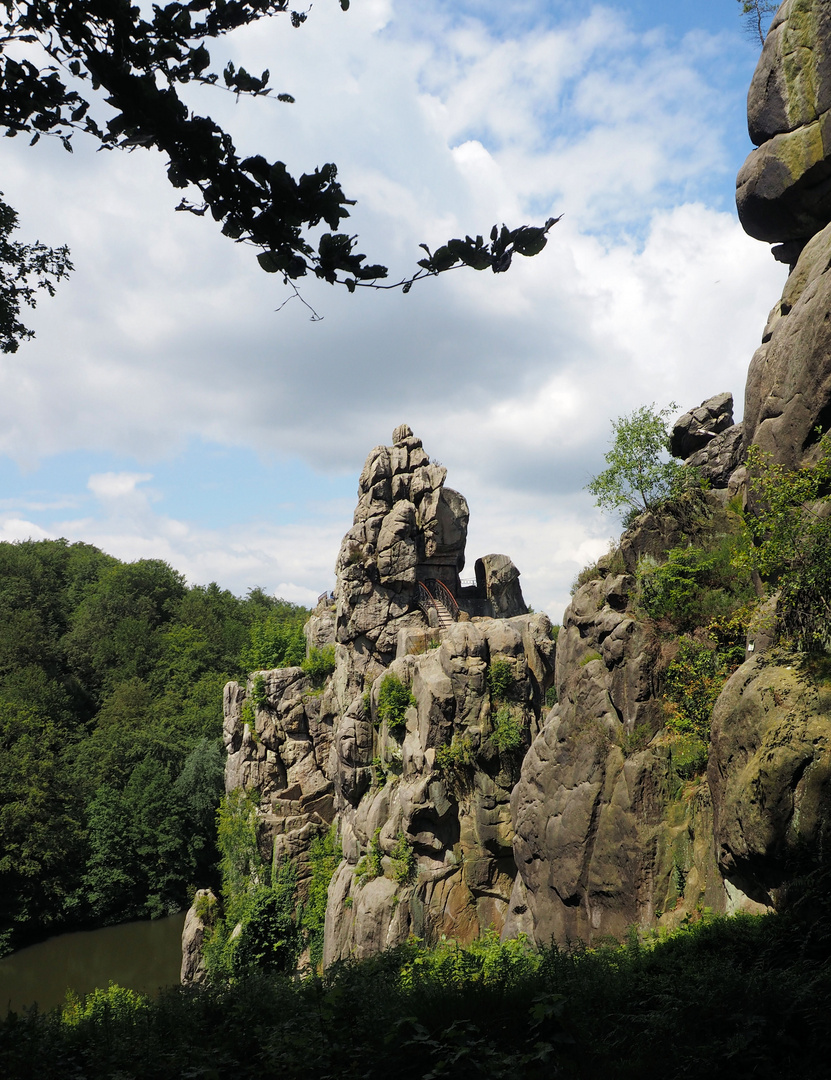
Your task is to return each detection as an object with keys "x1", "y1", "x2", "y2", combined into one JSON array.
[{"x1": 2, "y1": 896, "x2": 830, "y2": 1080}]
